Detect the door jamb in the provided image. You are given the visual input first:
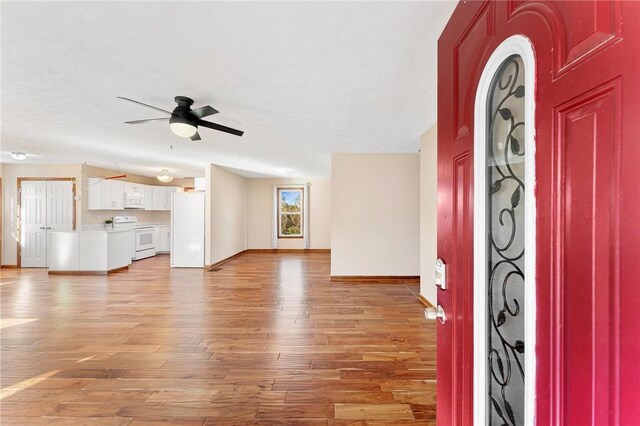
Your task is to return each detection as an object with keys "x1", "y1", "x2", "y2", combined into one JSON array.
[
  {"x1": 17, "y1": 177, "x2": 77, "y2": 268},
  {"x1": 472, "y1": 35, "x2": 537, "y2": 424}
]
